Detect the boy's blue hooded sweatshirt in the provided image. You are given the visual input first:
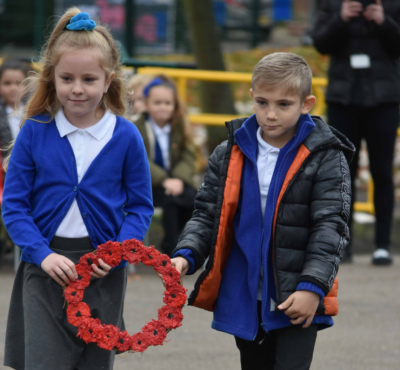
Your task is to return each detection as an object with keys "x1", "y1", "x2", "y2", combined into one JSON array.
[{"x1": 176, "y1": 113, "x2": 334, "y2": 340}]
